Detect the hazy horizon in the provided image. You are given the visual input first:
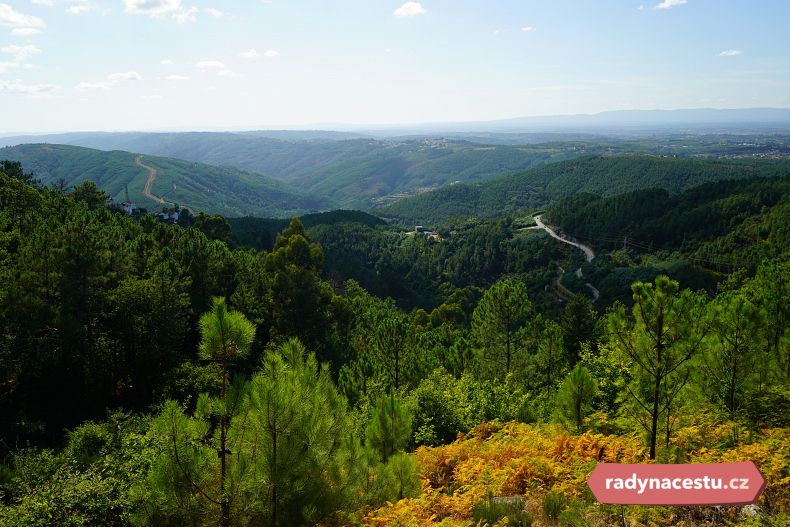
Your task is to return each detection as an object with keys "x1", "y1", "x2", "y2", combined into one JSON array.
[
  {"x1": 2, "y1": 106, "x2": 790, "y2": 138},
  {"x1": 2, "y1": 1, "x2": 790, "y2": 133}
]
